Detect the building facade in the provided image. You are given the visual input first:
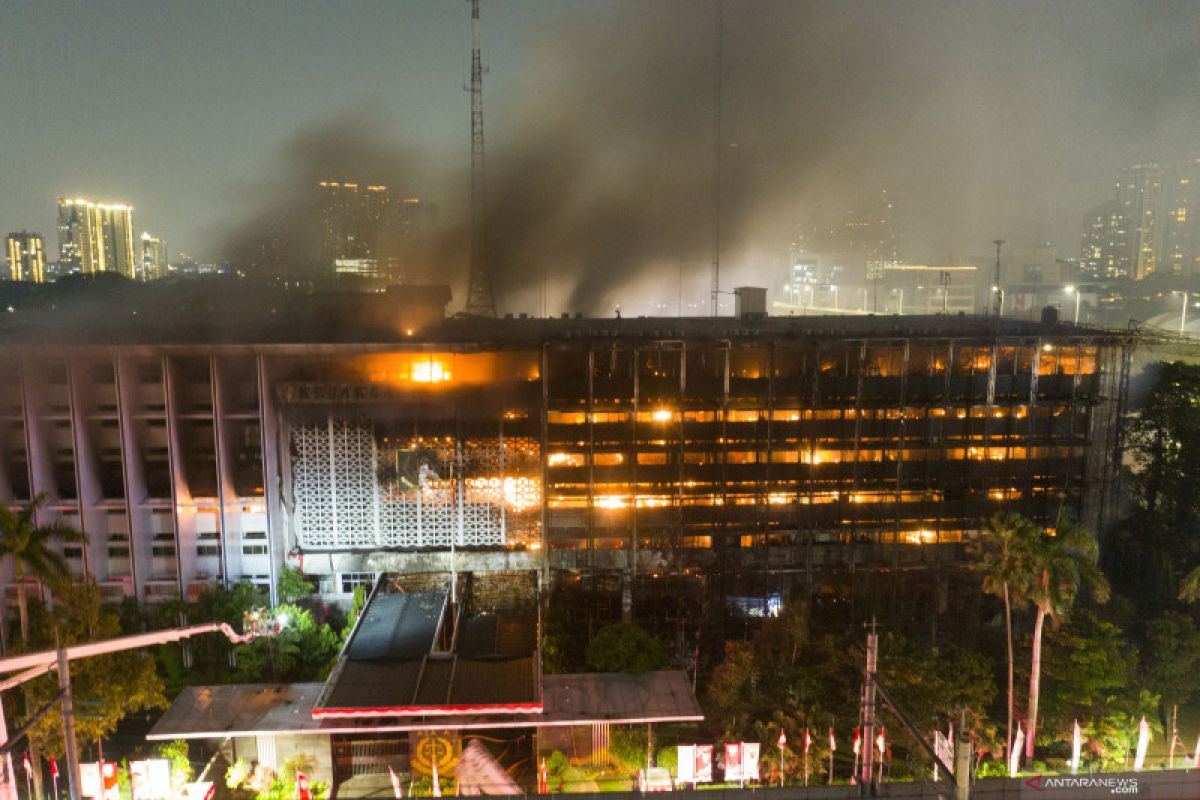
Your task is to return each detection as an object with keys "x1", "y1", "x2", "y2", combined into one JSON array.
[
  {"x1": 5, "y1": 232, "x2": 46, "y2": 283},
  {"x1": 140, "y1": 233, "x2": 168, "y2": 281},
  {"x1": 56, "y1": 198, "x2": 137, "y2": 278},
  {"x1": 0, "y1": 307, "x2": 1127, "y2": 610}
]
